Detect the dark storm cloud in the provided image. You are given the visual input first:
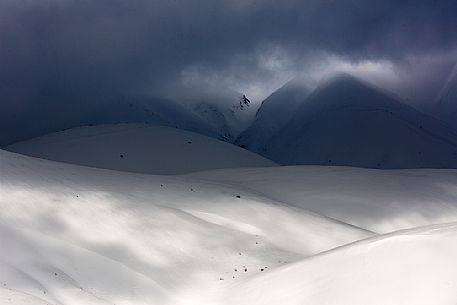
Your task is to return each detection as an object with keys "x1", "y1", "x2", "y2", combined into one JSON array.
[{"x1": 1, "y1": 0, "x2": 457, "y2": 144}]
